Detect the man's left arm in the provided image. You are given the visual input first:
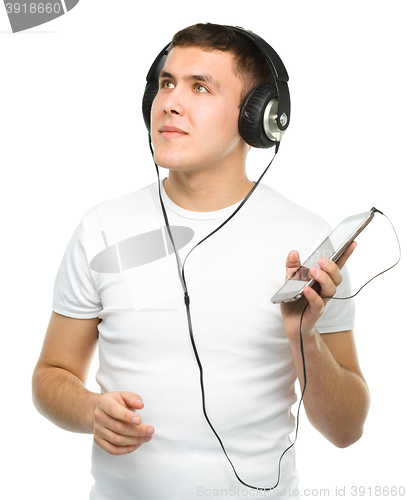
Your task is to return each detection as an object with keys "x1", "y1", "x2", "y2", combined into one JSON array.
[{"x1": 282, "y1": 243, "x2": 370, "y2": 448}]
